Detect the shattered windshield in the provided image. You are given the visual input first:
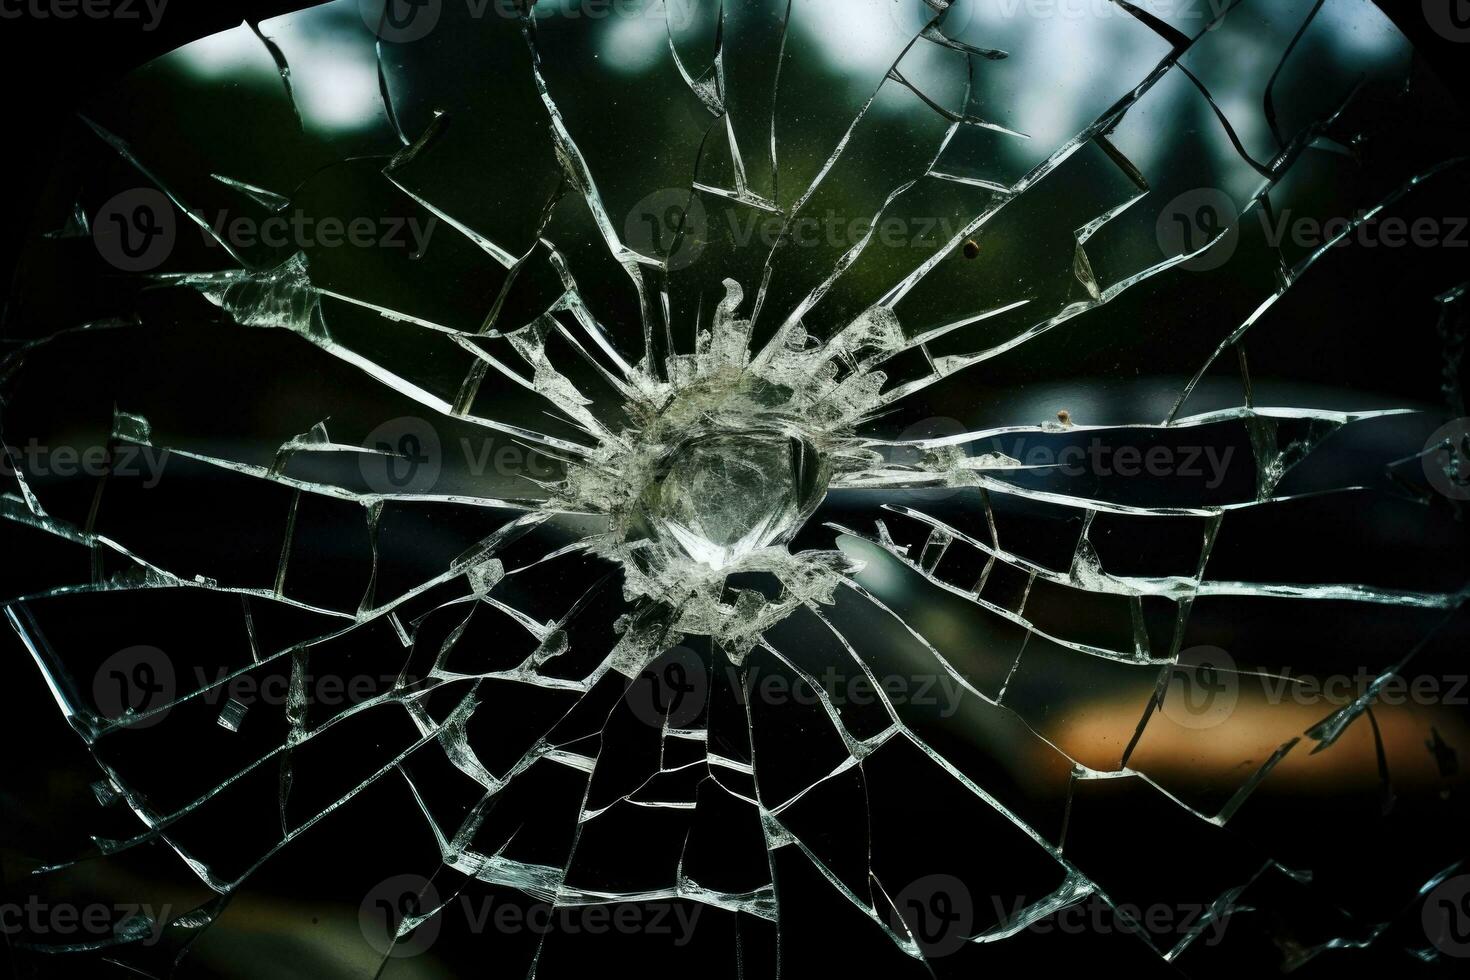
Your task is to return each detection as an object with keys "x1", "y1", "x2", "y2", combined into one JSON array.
[{"x1": 3, "y1": 0, "x2": 1470, "y2": 977}]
